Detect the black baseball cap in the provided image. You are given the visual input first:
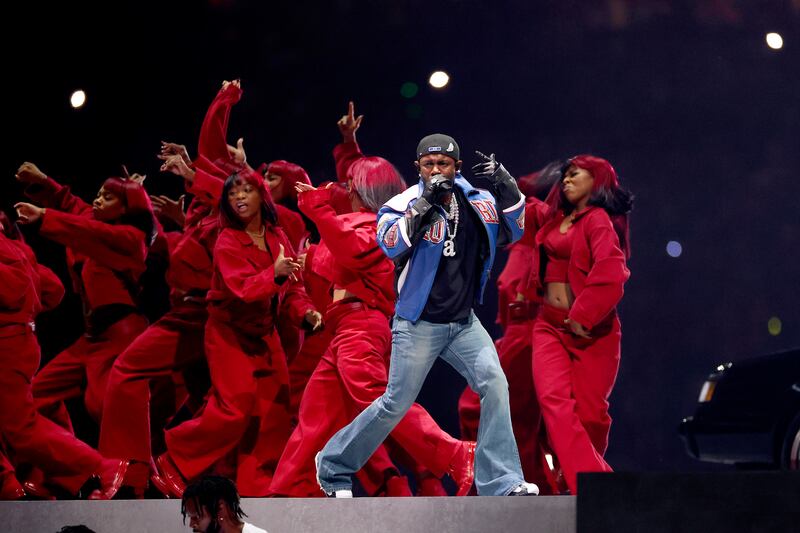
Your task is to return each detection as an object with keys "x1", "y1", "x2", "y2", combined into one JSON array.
[{"x1": 416, "y1": 134, "x2": 460, "y2": 162}]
